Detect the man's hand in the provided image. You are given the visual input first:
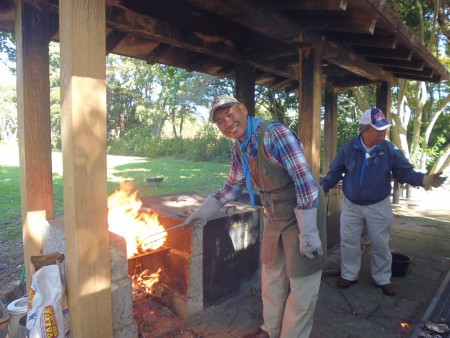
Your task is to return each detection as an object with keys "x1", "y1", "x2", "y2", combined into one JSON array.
[
  {"x1": 423, "y1": 172, "x2": 447, "y2": 191},
  {"x1": 295, "y1": 208, "x2": 323, "y2": 259},
  {"x1": 183, "y1": 195, "x2": 221, "y2": 228}
]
